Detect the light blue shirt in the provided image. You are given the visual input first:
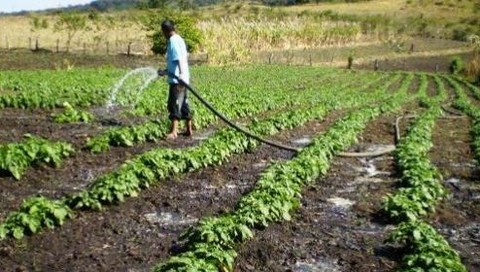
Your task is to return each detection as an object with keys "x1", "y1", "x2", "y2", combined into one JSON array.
[{"x1": 166, "y1": 34, "x2": 190, "y2": 85}]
